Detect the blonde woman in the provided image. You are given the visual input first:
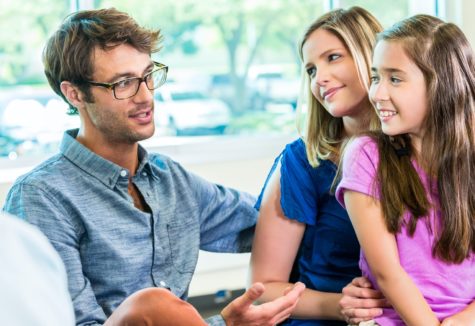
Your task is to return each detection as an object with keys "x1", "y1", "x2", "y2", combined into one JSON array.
[{"x1": 251, "y1": 7, "x2": 384, "y2": 325}]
